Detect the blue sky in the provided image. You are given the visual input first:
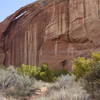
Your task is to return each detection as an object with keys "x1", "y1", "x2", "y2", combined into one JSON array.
[{"x1": 0, "y1": 0, "x2": 36, "y2": 22}]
